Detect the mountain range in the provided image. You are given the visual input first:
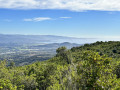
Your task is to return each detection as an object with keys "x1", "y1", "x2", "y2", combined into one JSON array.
[
  {"x1": 0, "y1": 34, "x2": 98, "y2": 44},
  {"x1": 31, "y1": 42, "x2": 81, "y2": 49}
]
